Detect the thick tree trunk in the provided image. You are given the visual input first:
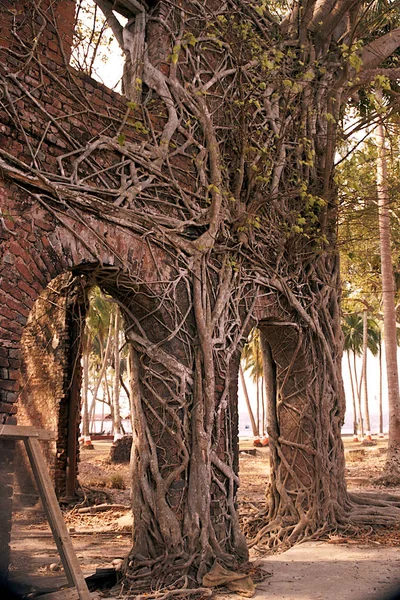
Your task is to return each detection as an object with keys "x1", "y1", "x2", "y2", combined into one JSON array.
[
  {"x1": 124, "y1": 264, "x2": 248, "y2": 588},
  {"x1": 7, "y1": 0, "x2": 400, "y2": 589},
  {"x1": 249, "y1": 274, "x2": 349, "y2": 547},
  {"x1": 376, "y1": 116, "x2": 400, "y2": 479}
]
